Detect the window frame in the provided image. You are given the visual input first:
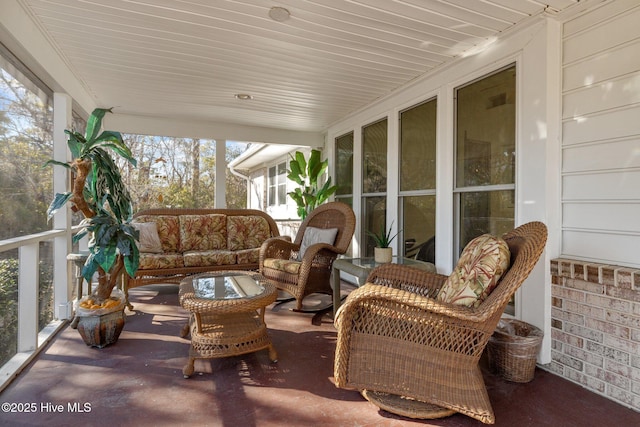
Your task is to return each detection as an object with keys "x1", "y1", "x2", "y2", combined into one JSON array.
[
  {"x1": 453, "y1": 64, "x2": 517, "y2": 258},
  {"x1": 267, "y1": 161, "x2": 288, "y2": 207},
  {"x1": 397, "y1": 97, "x2": 438, "y2": 261}
]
